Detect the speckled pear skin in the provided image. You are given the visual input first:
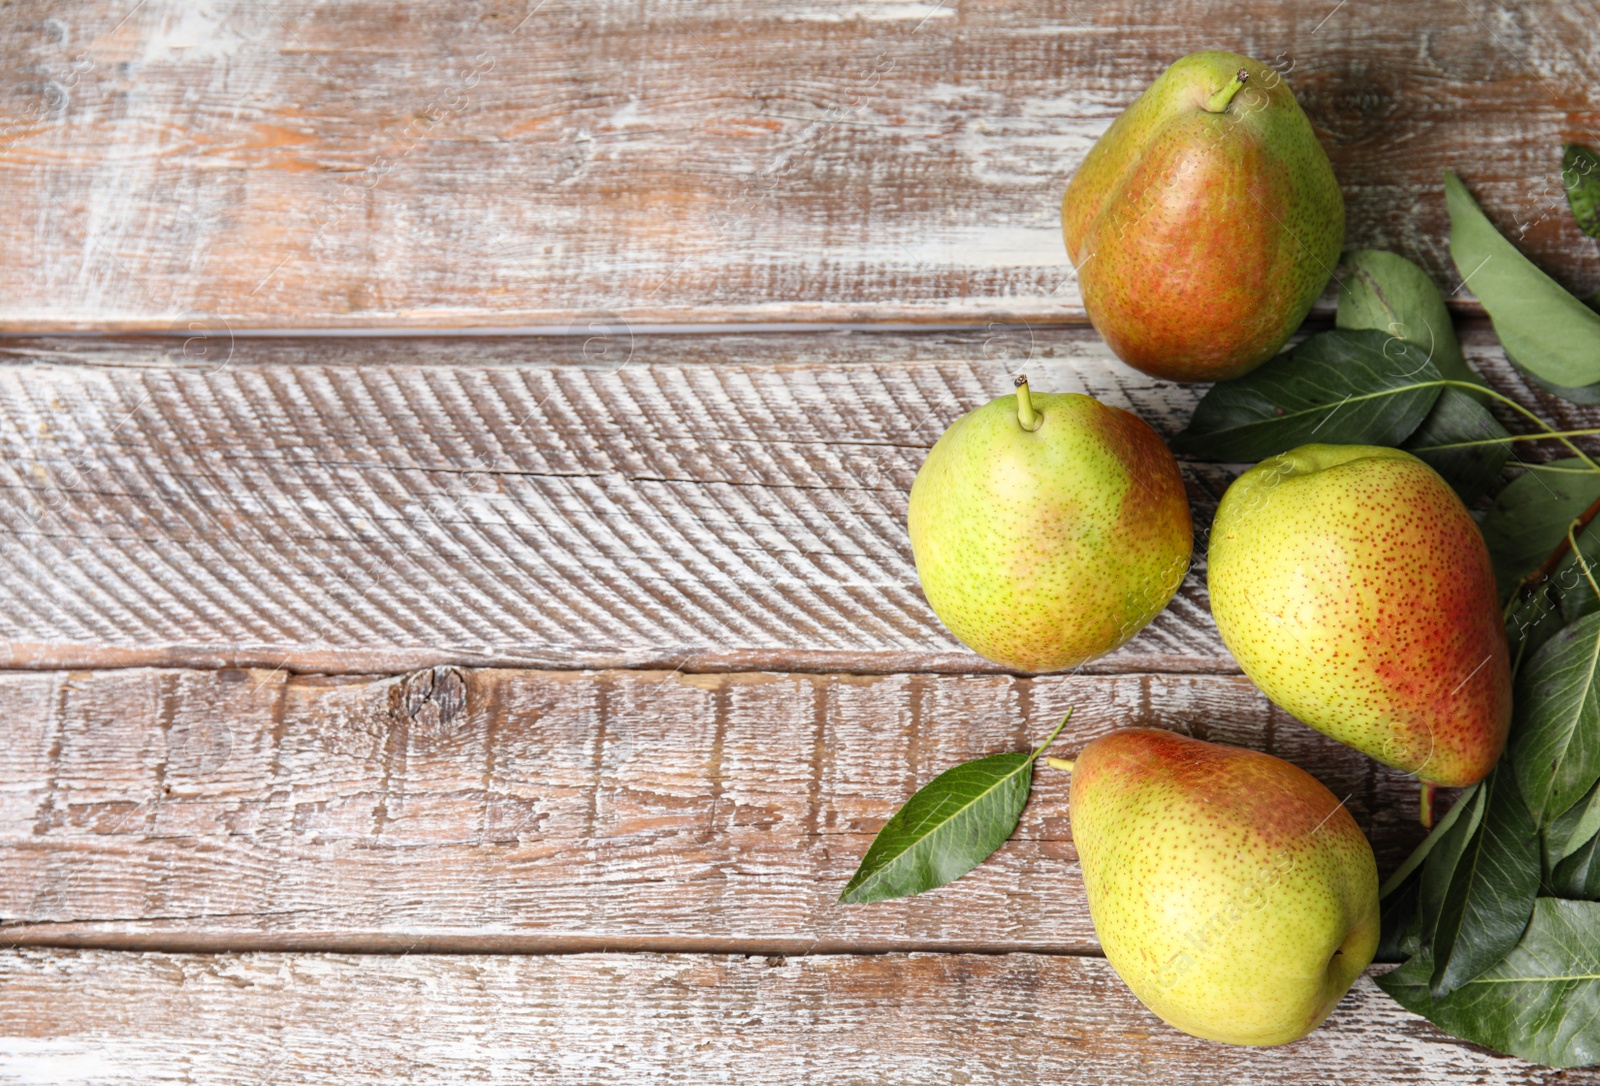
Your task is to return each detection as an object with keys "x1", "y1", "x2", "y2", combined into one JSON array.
[
  {"x1": 907, "y1": 391, "x2": 1191, "y2": 673},
  {"x1": 1070, "y1": 728, "x2": 1379, "y2": 1047},
  {"x1": 1062, "y1": 51, "x2": 1343, "y2": 382},
  {"x1": 1208, "y1": 444, "x2": 1511, "y2": 788}
]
